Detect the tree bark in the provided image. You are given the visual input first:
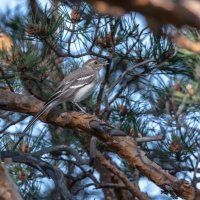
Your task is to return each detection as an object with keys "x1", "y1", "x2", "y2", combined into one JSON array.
[
  {"x1": 0, "y1": 89, "x2": 199, "y2": 200},
  {"x1": 0, "y1": 162, "x2": 22, "y2": 200},
  {"x1": 87, "y1": 0, "x2": 200, "y2": 28}
]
